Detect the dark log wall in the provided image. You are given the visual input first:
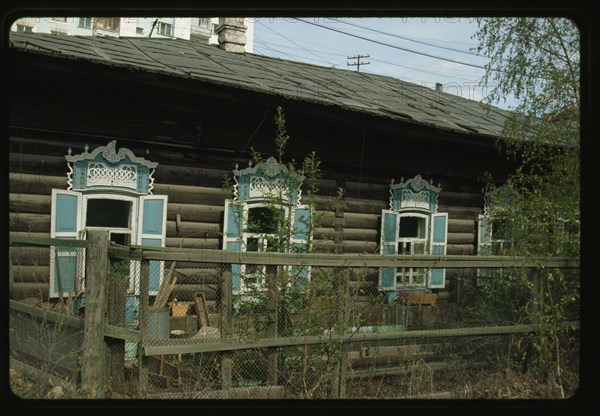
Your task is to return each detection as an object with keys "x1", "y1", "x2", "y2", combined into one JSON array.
[
  {"x1": 9, "y1": 135, "x2": 491, "y2": 302},
  {"x1": 8, "y1": 50, "x2": 515, "y2": 303}
]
